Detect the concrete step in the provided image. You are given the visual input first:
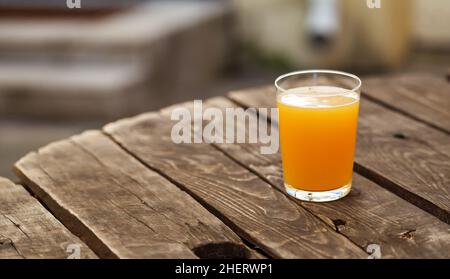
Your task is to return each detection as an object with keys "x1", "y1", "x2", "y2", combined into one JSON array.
[
  {"x1": 0, "y1": 1, "x2": 233, "y2": 120},
  {"x1": 0, "y1": 1, "x2": 231, "y2": 64},
  {"x1": 0, "y1": 61, "x2": 146, "y2": 119}
]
